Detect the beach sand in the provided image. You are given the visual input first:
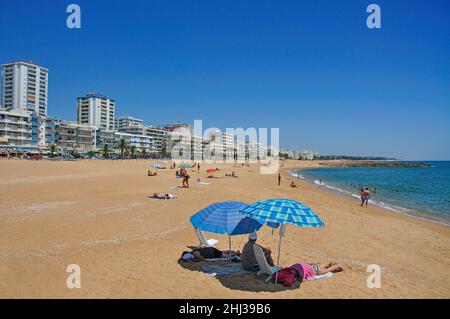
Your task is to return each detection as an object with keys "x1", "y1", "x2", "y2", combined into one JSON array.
[{"x1": 0, "y1": 159, "x2": 449, "y2": 298}]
